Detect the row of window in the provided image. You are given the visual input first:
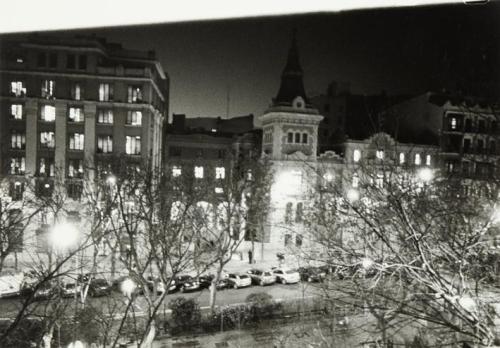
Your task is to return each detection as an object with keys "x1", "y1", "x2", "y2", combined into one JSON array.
[
  {"x1": 35, "y1": 51, "x2": 87, "y2": 70},
  {"x1": 9, "y1": 131, "x2": 141, "y2": 154},
  {"x1": 10, "y1": 81, "x2": 144, "y2": 103},
  {"x1": 9, "y1": 103, "x2": 143, "y2": 126},
  {"x1": 286, "y1": 132, "x2": 308, "y2": 144},
  {"x1": 9, "y1": 156, "x2": 83, "y2": 178},
  {"x1": 352, "y1": 149, "x2": 432, "y2": 166},
  {"x1": 168, "y1": 147, "x2": 226, "y2": 159},
  {"x1": 172, "y1": 165, "x2": 226, "y2": 179},
  {"x1": 447, "y1": 114, "x2": 497, "y2": 134}
]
